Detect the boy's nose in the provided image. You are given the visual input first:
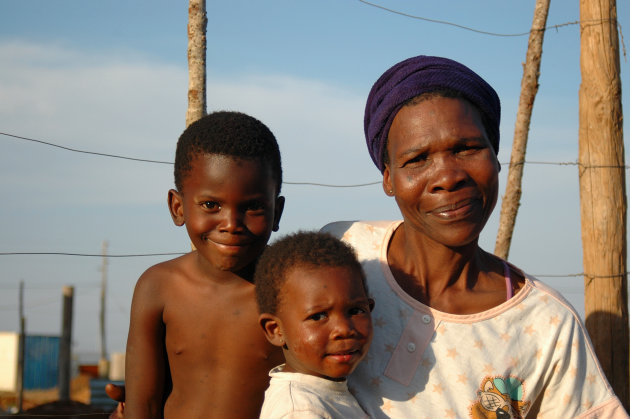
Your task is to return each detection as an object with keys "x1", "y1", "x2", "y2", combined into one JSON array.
[{"x1": 218, "y1": 208, "x2": 244, "y2": 232}]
